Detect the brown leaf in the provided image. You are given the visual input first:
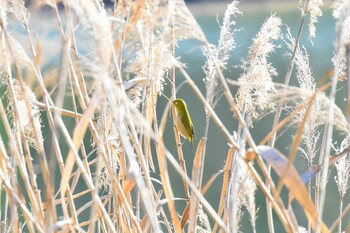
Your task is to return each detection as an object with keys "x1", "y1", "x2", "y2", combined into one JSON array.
[
  {"x1": 188, "y1": 138, "x2": 205, "y2": 232},
  {"x1": 122, "y1": 175, "x2": 136, "y2": 195},
  {"x1": 252, "y1": 145, "x2": 329, "y2": 233}
]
